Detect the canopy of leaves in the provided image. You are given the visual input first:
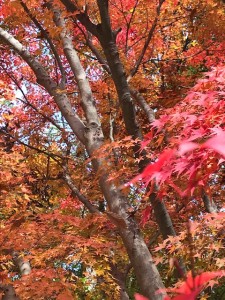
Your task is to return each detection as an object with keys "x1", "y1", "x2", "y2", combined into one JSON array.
[{"x1": 0, "y1": 0, "x2": 225, "y2": 299}]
